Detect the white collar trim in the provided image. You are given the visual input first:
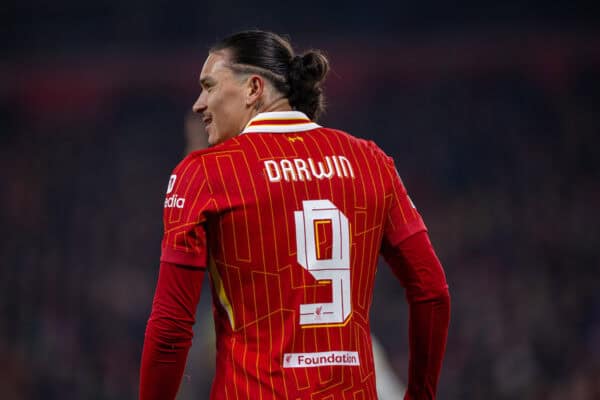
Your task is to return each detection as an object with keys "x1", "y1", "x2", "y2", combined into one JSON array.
[{"x1": 241, "y1": 111, "x2": 321, "y2": 134}]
